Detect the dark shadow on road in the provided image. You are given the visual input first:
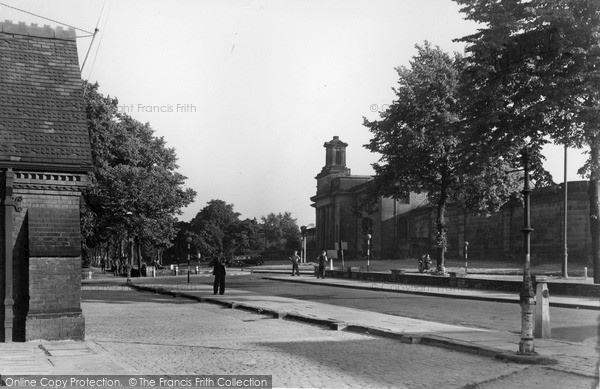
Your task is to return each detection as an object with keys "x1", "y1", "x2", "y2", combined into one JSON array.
[
  {"x1": 82, "y1": 290, "x2": 198, "y2": 305},
  {"x1": 255, "y1": 337, "x2": 520, "y2": 388},
  {"x1": 551, "y1": 325, "x2": 600, "y2": 343}
]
